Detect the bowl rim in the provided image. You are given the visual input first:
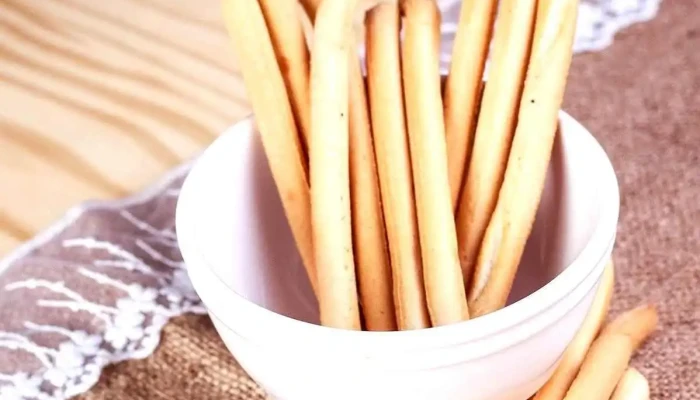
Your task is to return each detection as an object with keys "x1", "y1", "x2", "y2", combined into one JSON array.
[{"x1": 176, "y1": 110, "x2": 620, "y2": 350}]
